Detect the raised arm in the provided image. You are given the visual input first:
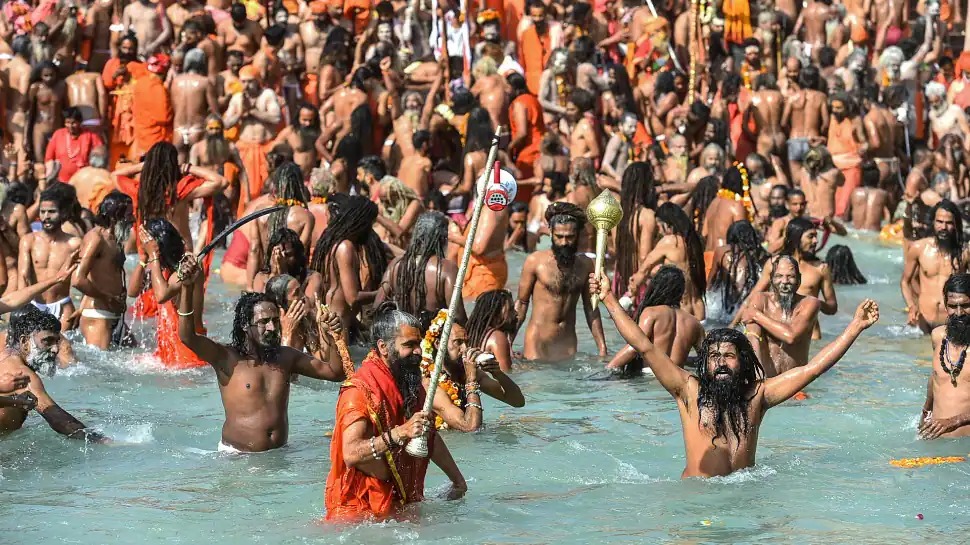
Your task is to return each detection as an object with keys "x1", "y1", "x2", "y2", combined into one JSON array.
[
  {"x1": 476, "y1": 354, "x2": 525, "y2": 407},
  {"x1": 1, "y1": 257, "x2": 77, "y2": 315},
  {"x1": 590, "y1": 272, "x2": 691, "y2": 397},
  {"x1": 184, "y1": 165, "x2": 229, "y2": 199},
  {"x1": 176, "y1": 255, "x2": 231, "y2": 366},
  {"x1": 430, "y1": 348, "x2": 484, "y2": 432},
  {"x1": 291, "y1": 306, "x2": 345, "y2": 381},
  {"x1": 763, "y1": 299, "x2": 878, "y2": 407}
]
